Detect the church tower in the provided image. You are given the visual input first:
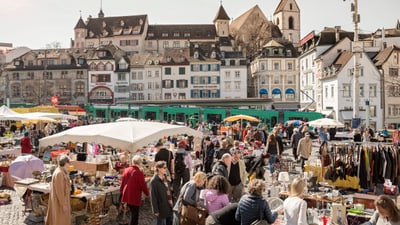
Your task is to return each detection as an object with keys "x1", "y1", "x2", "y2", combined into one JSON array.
[
  {"x1": 273, "y1": 0, "x2": 300, "y2": 47},
  {"x1": 73, "y1": 16, "x2": 87, "y2": 48},
  {"x1": 213, "y1": 4, "x2": 230, "y2": 38}
]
